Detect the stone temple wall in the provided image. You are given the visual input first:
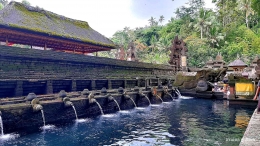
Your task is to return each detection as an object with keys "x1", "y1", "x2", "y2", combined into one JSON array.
[
  {"x1": 0, "y1": 46, "x2": 175, "y2": 98},
  {"x1": 0, "y1": 88, "x2": 176, "y2": 133}
]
